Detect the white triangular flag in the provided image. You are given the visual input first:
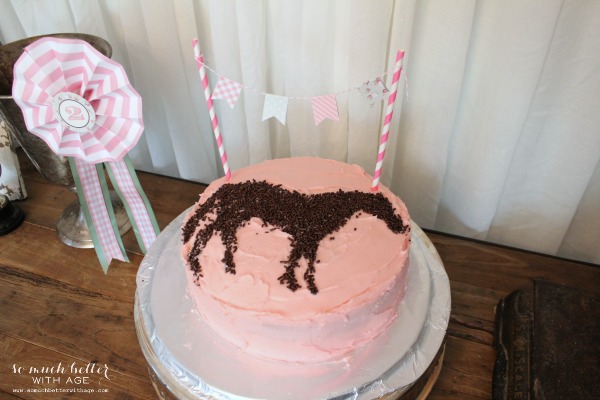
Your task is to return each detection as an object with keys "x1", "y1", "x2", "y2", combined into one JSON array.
[
  {"x1": 261, "y1": 94, "x2": 288, "y2": 125},
  {"x1": 358, "y1": 76, "x2": 388, "y2": 105}
]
